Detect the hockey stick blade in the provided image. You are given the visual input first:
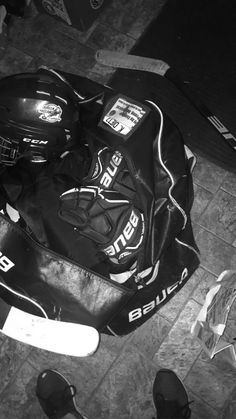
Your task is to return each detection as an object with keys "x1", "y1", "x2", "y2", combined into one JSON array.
[
  {"x1": 96, "y1": 49, "x2": 170, "y2": 76},
  {"x1": 0, "y1": 297, "x2": 100, "y2": 357},
  {"x1": 96, "y1": 49, "x2": 236, "y2": 152}
]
